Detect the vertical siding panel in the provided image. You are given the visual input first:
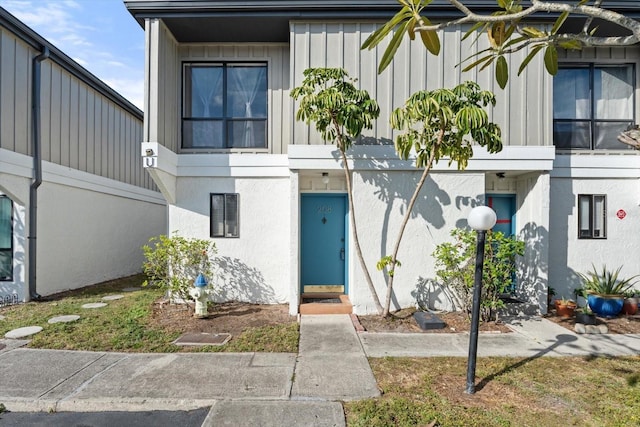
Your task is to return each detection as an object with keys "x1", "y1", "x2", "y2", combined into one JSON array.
[
  {"x1": 1, "y1": 34, "x2": 15, "y2": 152},
  {"x1": 86, "y1": 91, "x2": 95, "y2": 174},
  {"x1": 113, "y1": 109, "x2": 121, "y2": 181},
  {"x1": 78, "y1": 84, "x2": 87, "y2": 172},
  {"x1": 13, "y1": 39, "x2": 30, "y2": 155},
  {"x1": 292, "y1": 23, "x2": 310, "y2": 145},
  {"x1": 108, "y1": 102, "x2": 115, "y2": 179},
  {"x1": 408, "y1": 32, "x2": 426, "y2": 95},
  {"x1": 59, "y1": 71, "x2": 71, "y2": 167},
  {"x1": 269, "y1": 46, "x2": 283, "y2": 154},
  {"x1": 40, "y1": 61, "x2": 52, "y2": 162},
  {"x1": 49, "y1": 65, "x2": 62, "y2": 165},
  {"x1": 237, "y1": 46, "x2": 249, "y2": 58},
  {"x1": 375, "y1": 29, "x2": 393, "y2": 141},
  {"x1": 343, "y1": 24, "x2": 359, "y2": 79},
  {"x1": 100, "y1": 98, "x2": 108, "y2": 177},
  {"x1": 325, "y1": 23, "x2": 342, "y2": 68},
  {"x1": 281, "y1": 44, "x2": 290, "y2": 153},
  {"x1": 359, "y1": 23, "x2": 378, "y2": 138},
  {"x1": 69, "y1": 78, "x2": 80, "y2": 168}
]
